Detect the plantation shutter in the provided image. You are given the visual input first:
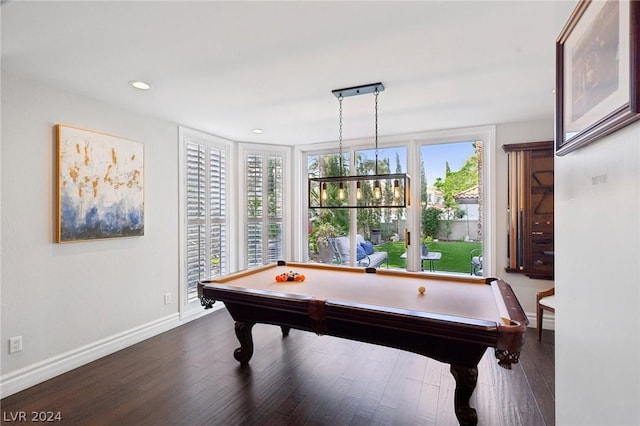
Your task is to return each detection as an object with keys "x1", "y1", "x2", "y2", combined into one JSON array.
[
  {"x1": 186, "y1": 141, "x2": 227, "y2": 302},
  {"x1": 246, "y1": 153, "x2": 284, "y2": 266}
]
